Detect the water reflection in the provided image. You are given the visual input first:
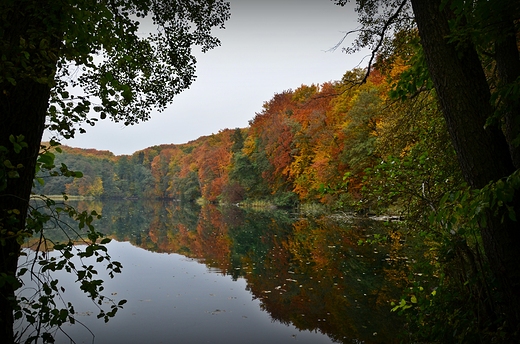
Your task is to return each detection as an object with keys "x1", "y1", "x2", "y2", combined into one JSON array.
[{"x1": 25, "y1": 200, "x2": 407, "y2": 343}]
